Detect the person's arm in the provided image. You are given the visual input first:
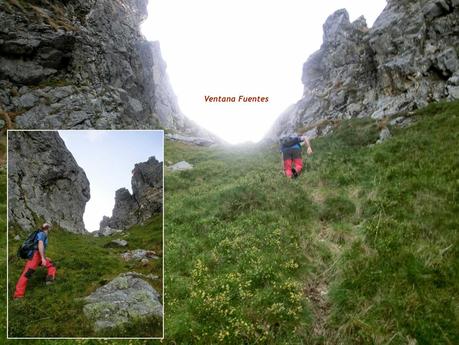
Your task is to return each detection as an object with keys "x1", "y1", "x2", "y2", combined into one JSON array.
[
  {"x1": 302, "y1": 136, "x2": 313, "y2": 155},
  {"x1": 38, "y1": 240, "x2": 46, "y2": 266}
]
